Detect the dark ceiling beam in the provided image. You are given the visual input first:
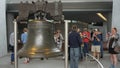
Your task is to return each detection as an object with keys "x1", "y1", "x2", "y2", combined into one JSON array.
[
  {"x1": 63, "y1": 9, "x2": 112, "y2": 12},
  {"x1": 62, "y1": 2, "x2": 112, "y2": 11},
  {"x1": 7, "y1": 9, "x2": 112, "y2": 13},
  {"x1": 7, "y1": 10, "x2": 18, "y2": 13}
]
